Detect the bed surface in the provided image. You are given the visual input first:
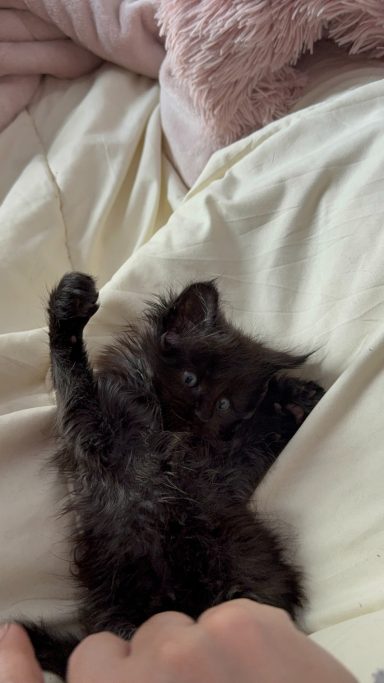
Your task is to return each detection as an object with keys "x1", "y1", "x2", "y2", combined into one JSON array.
[{"x1": 0, "y1": 51, "x2": 384, "y2": 681}]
